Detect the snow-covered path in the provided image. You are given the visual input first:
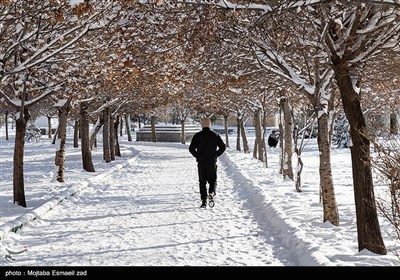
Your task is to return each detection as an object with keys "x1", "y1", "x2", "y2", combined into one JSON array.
[{"x1": 3, "y1": 142, "x2": 295, "y2": 266}]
